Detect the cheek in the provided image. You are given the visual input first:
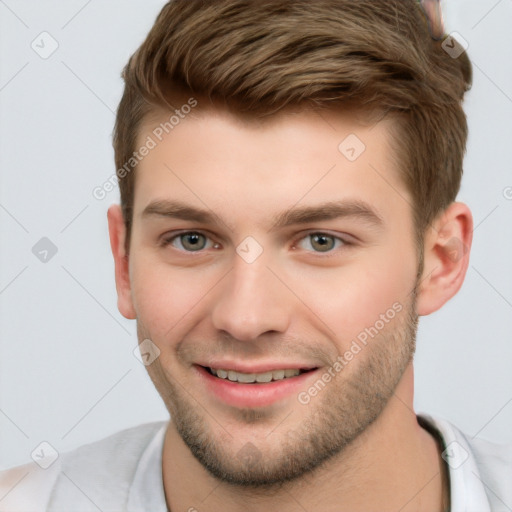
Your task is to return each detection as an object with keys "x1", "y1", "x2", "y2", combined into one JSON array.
[
  {"x1": 130, "y1": 256, "x2": 210, "y2": 342},
  {"x1": 291, "y1": 250, "x2": 415, "y2": 346}
]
